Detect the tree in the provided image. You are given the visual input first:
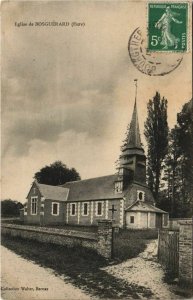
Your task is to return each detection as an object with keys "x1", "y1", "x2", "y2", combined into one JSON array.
[
  {"x1": 162, "y1": 99, "x2": 193, "y2": 217},
  {"x1": 162, "y1": 127, "x2": 182, "y2": 216},
  {"x1": 1, "y1": 199, "x2": 23, "y2": 217},
  {"x1": 177, "y1": 99, "x2": 193, "y2": 198},
  {"x1": 144, "y1": 92, "x2": 169, "y2": 202},
  {"x1": 34, "y1": 161, "x2": 81, "y2": 186}
]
